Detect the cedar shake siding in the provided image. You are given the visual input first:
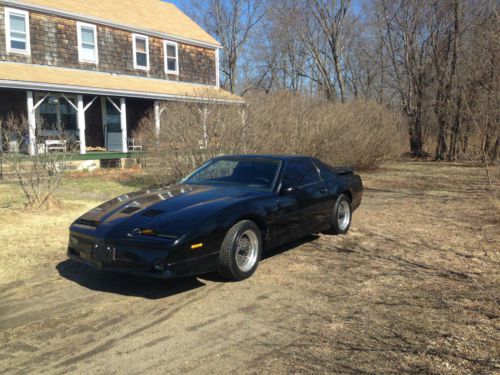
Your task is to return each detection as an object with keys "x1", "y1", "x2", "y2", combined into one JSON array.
[{"x1": 0, "y1": 6, "x2": 217, "y2": 86}]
